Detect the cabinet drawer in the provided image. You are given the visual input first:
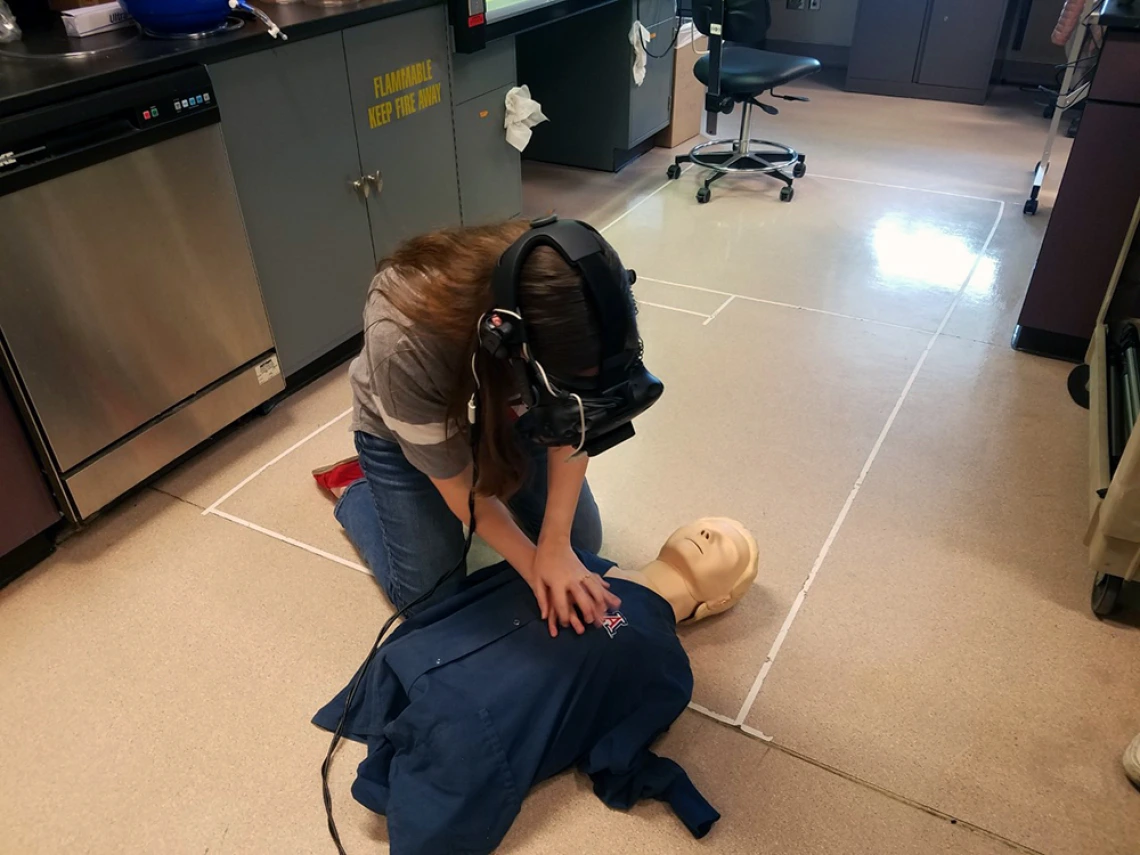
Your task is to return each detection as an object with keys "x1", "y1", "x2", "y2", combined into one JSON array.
[
  {"x1": 628, "y1": 21, "x2": 674, "y2": 146},
  {"x1": 455, "y1": 84, "x2": 522, "y2": 225},
  {"x1": 452, "y1": 36, "x2": 517, "y2": 104}
]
